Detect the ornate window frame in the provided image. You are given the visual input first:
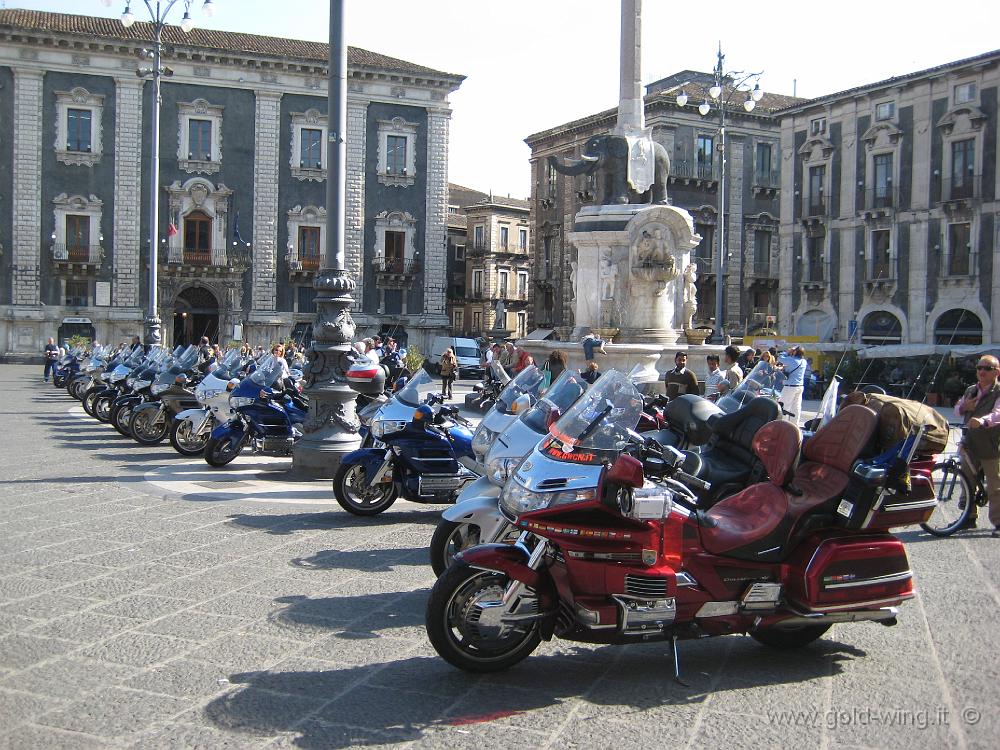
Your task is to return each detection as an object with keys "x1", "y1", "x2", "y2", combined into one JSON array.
[
  {"x1": 286, "y1": 205, "x2": 327, "y2": 268},
  {"x1": 373, "y1": 210, "x2": 417, "y2": 259},
  {"x1": 177, "y1": 98, "x2": 224, "y2": 174},
  {"x1": 937, "y1": 102, "x2": 987, "y2": 201},
  {"x1": 54, "y1": 87, "x2": 104, "y2": 167},
  {"x1": 376, "y1": 116, "x2": 418, "y2": 187},
  {"x1": 164, "y1": 178, "x2": 232, "y2": 264},
  {"x1": 52, "y1": 193, "x2": 103, "y2": 252},
  {"x1": 289, "y1": 108, "x2": 327, "y2": 182}
]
